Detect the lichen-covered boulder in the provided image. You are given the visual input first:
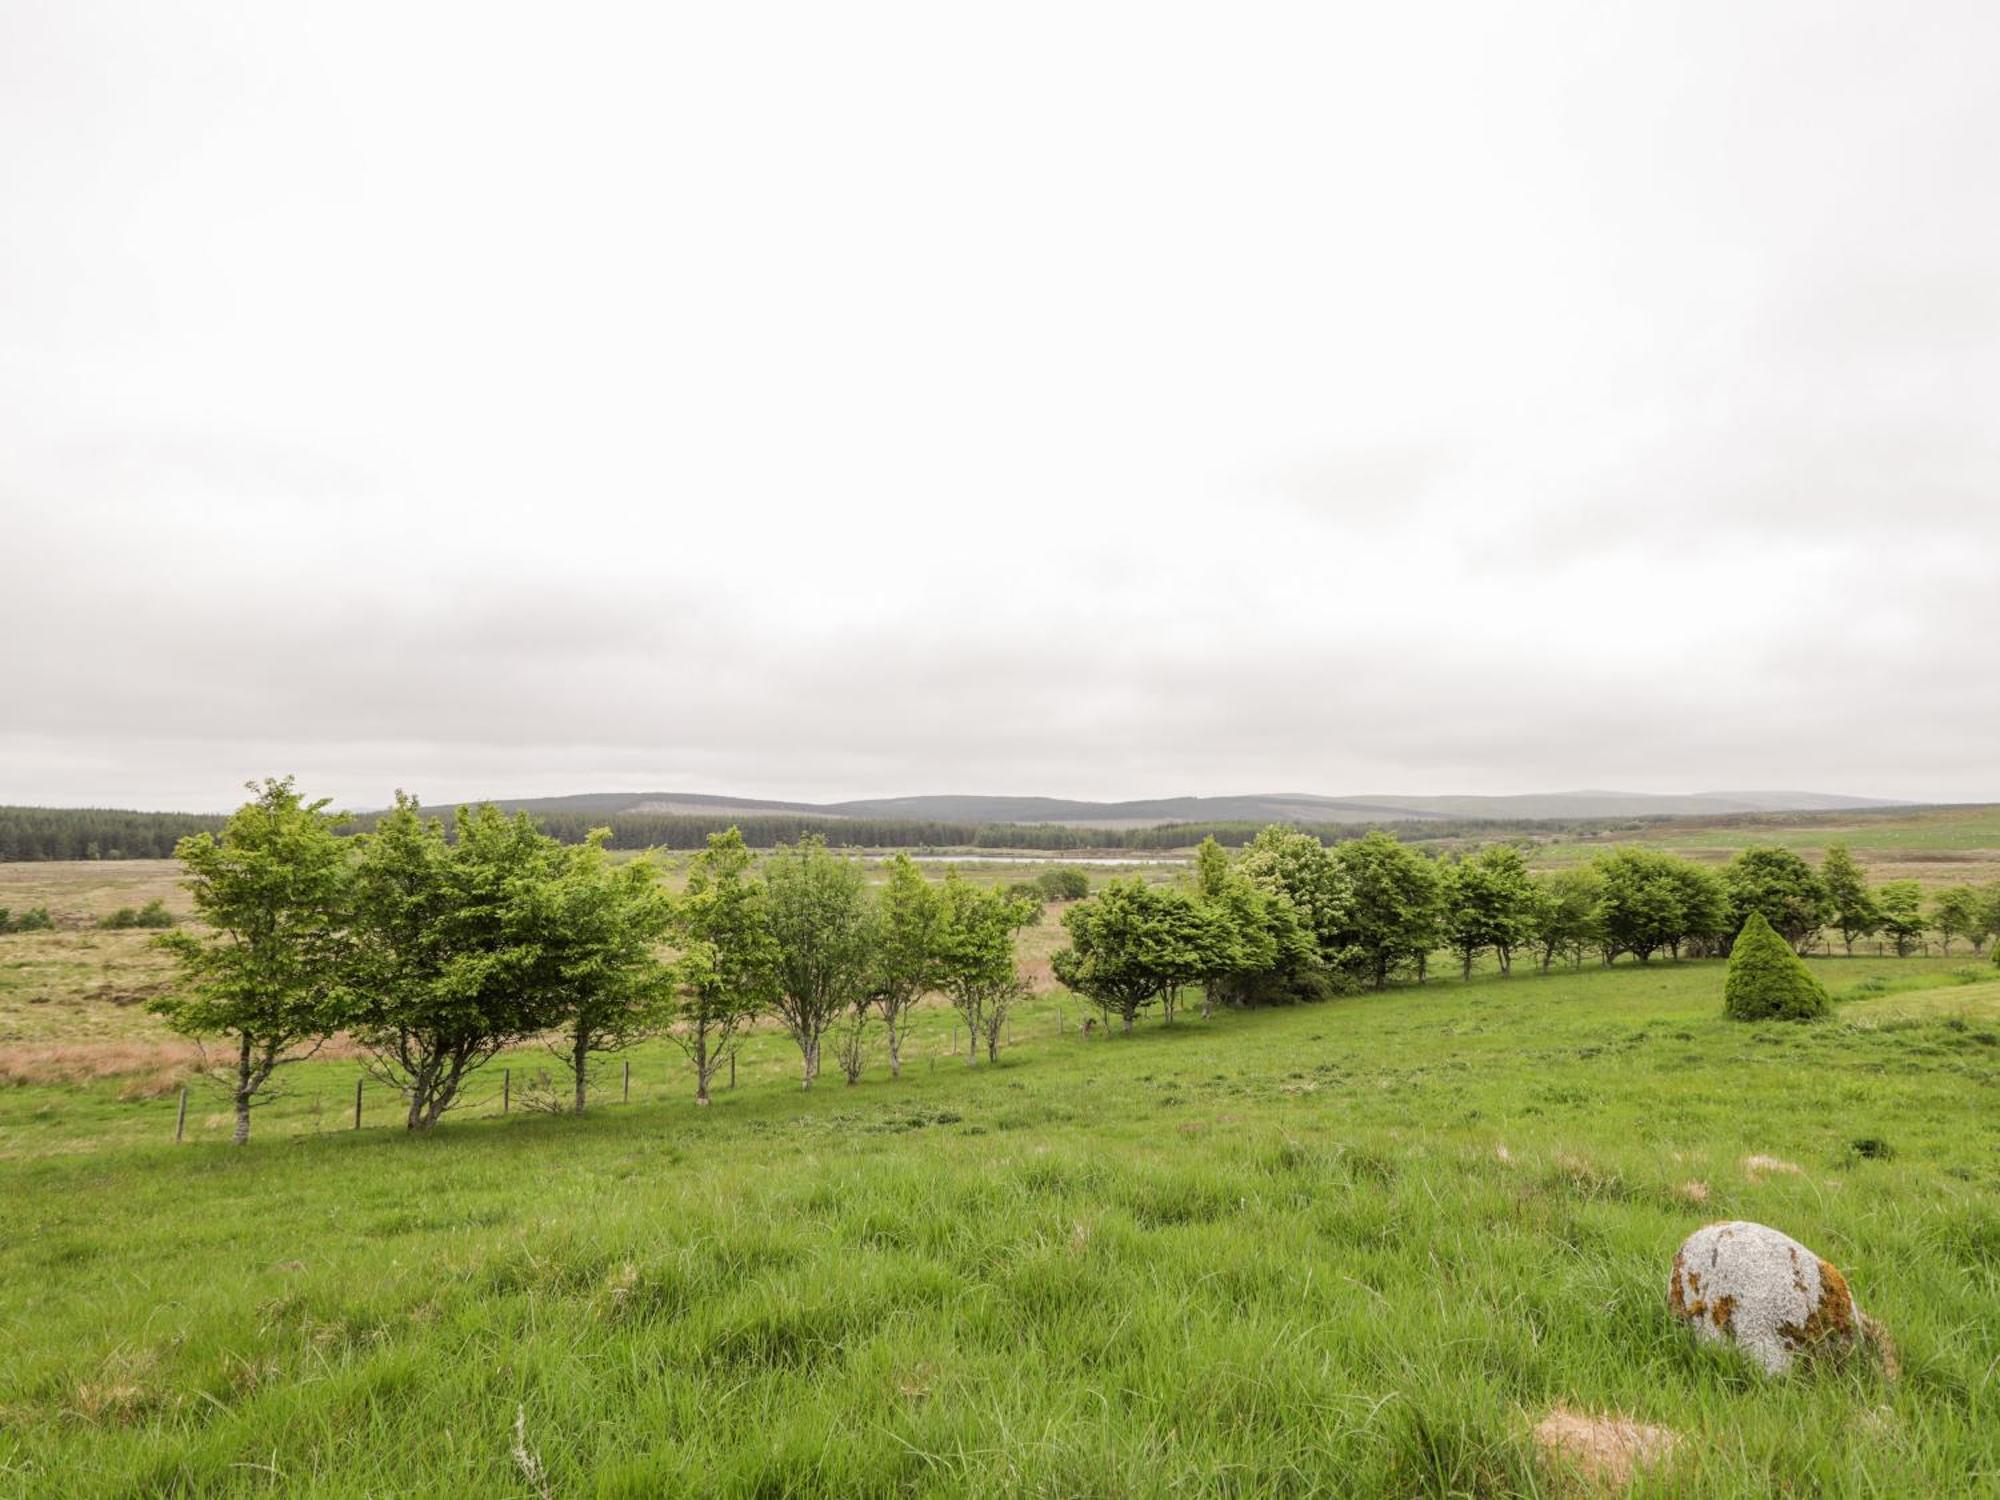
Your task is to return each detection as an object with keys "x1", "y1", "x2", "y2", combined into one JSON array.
[{"x1": 1669, "y1": 1221, "x2": 1865, "y2": 1374}]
